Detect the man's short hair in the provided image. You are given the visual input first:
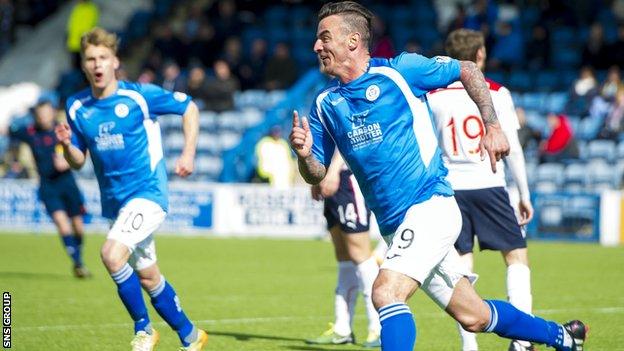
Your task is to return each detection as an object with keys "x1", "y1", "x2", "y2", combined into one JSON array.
[
  {"x1": 80, "y1": 27, "x2": 118, "y2": 57},
  {"x1": 445, "y1": 29, "x2": 484, "y2": 62},
  {"x1": 318, "y1": 1, "x2": 373, "y2": 48}
]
